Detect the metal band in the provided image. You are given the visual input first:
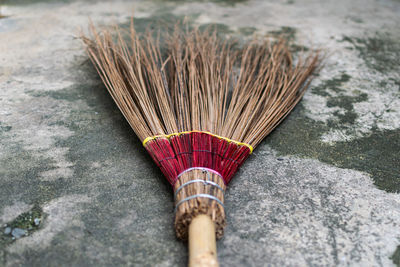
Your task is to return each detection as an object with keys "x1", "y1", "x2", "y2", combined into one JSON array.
[
  {"x1": 174, "y1": 179, "x2": 225, "y2": 199},
  {"x1": 173, "y1": 167, "x2": 224, "y2": 186},
  {"x1": 174, "y1": 194, "x2": 224, "y2": 212}
]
